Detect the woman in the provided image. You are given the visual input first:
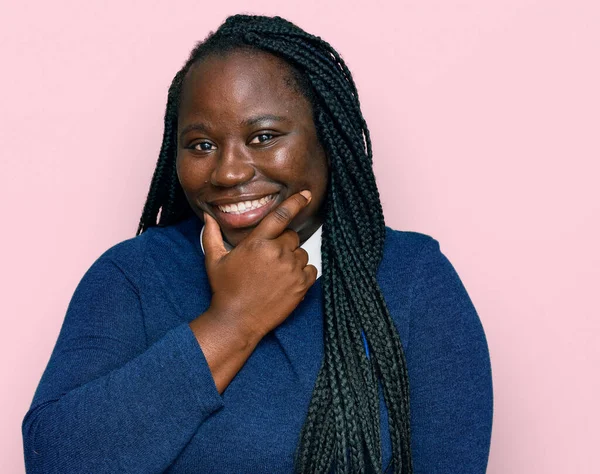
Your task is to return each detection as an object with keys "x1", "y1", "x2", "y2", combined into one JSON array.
[{"x1": 23, "y1": 14, "x2": 493, "y2": 473}]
